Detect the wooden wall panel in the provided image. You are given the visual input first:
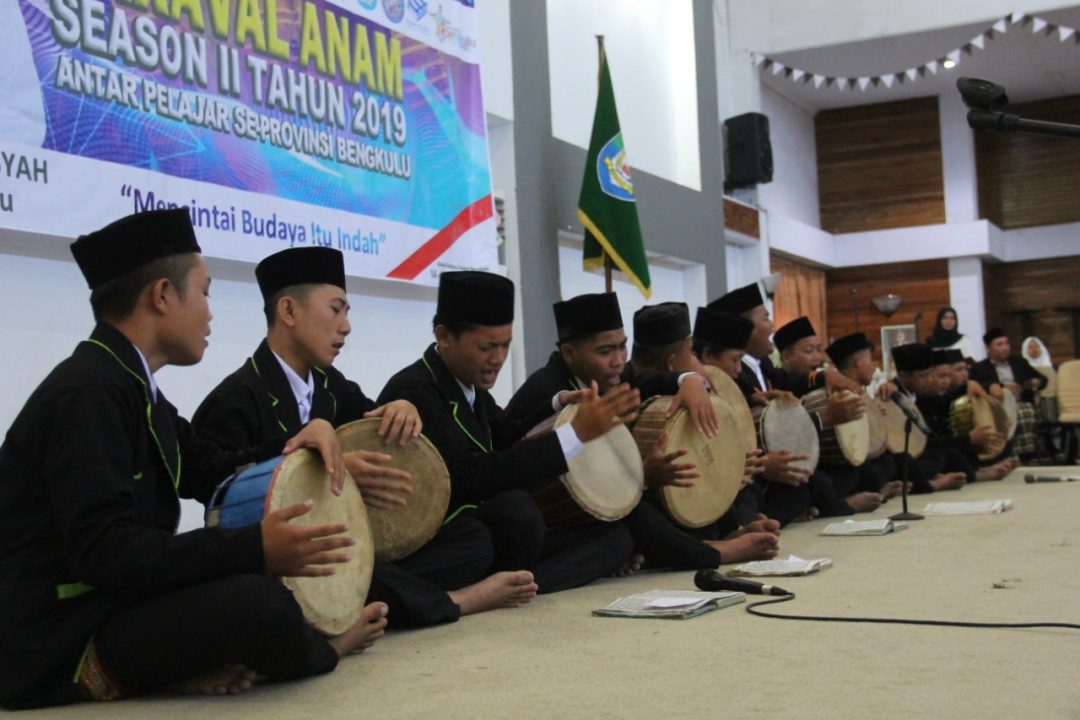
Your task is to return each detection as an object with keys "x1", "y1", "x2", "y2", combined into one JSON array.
[
  {"x1": 816, "y1": 97, "x2": 946, "y2": 234},
  {"x1": 984, "y1": 256, "x2": 1080, "y2": 363},
  {"x1": 770, "y1": 253, "x2": 827, "y2": 342},
  {"x1": 824, "y1": 260, "x2": 950, "y2": 367},
  {"x1": 976, "y1": 95, "x2": 1080, "y2": 230}
]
